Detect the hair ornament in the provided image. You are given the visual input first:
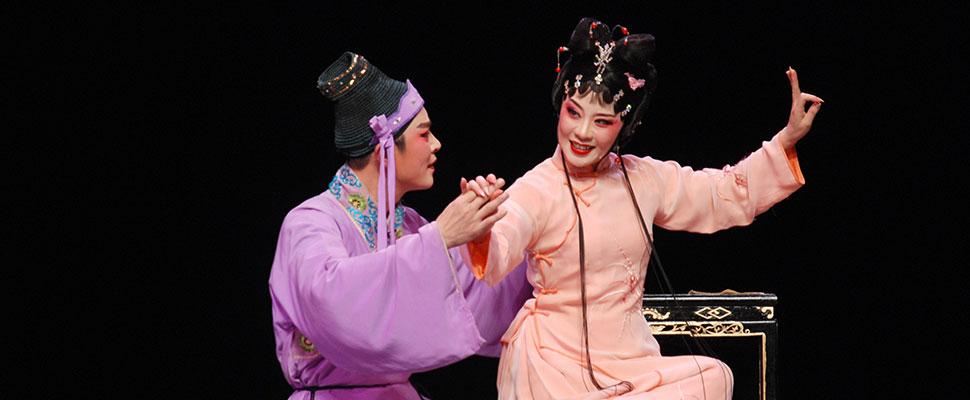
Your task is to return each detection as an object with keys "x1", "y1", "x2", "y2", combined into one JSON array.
[
  {"x1": 574, "y1": 74, "x2": 583, "y2": 89},
  {"x1": 613, "y1": 89, "x2": 624, "y2": 103},
  {"x1": 589, "y1": 22, "x2": 597, "y2": 38},
  {"x1": 621, "y1": 104, "x2": 632, "y2": 117},
  {"x1": 625, "y1": 72, "x2": 645, "y2": 91},
  {"x1": 556, "y1": 46, "x2": 569, "y2": 73},
  {"x1": 593, "y1": 40, "x2": 616, "y2": 86}
]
